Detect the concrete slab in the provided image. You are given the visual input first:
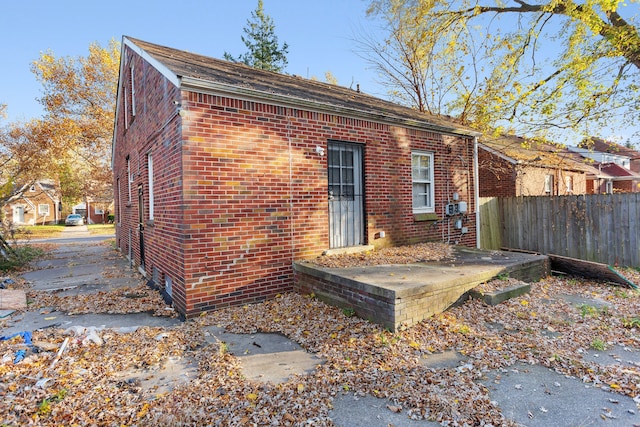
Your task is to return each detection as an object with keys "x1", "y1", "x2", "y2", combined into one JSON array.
[
  {"x1": 295, "y1": 247, "x2": 549, "y2": 330},
  {"x1": 0, "y1": 310, "x2": 181, "y2": 336},
  {"x1": 480, "y1": 363, "x2": 640, "y2": 426},
  {"x1": 204, "y1": 326, "x2": 323, "y2": 384},
  {"x1": 330, "y1": 394, "x2": 439, "y2": 426}
]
